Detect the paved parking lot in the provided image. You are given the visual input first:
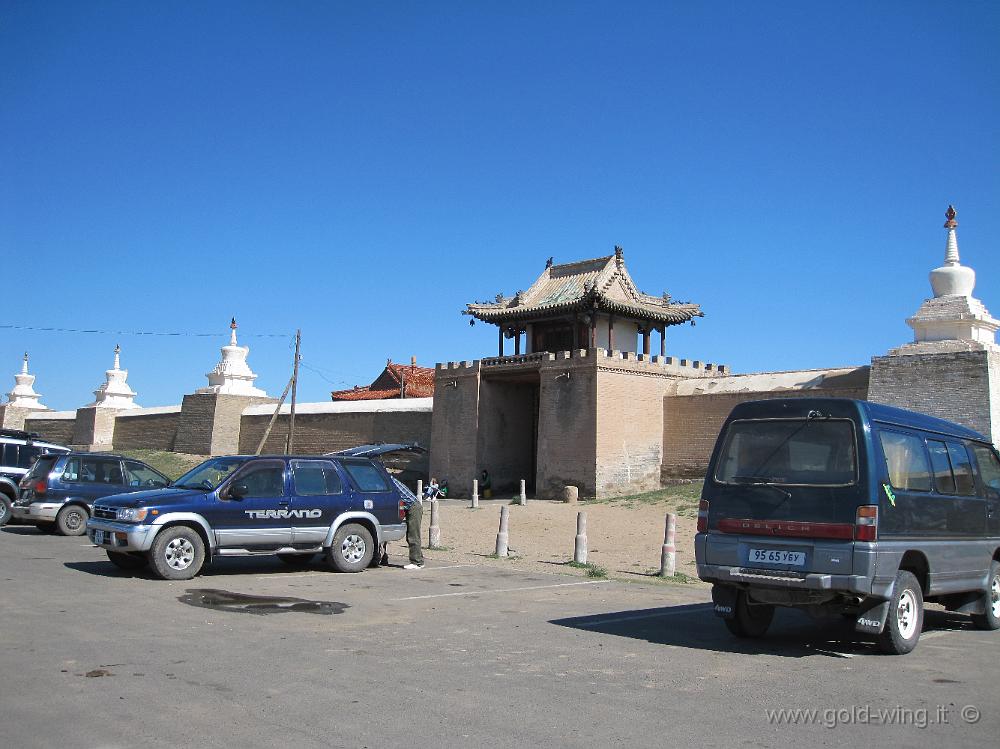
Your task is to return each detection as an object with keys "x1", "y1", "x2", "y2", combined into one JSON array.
[{"x1": 2, "y1": 525, "x2": 997, "y2": 748}]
